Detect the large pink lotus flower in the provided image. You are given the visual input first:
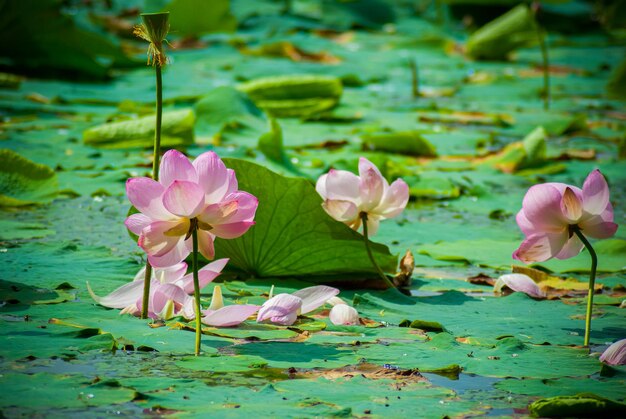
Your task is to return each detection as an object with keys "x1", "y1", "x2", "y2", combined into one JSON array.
[
  {"x1": 513, "y1": 169, "x2": 617, "y2": 263},
  {"x1": 125, "y1": 150, "x2": 258, "y2": 267},
  {"x1": 87, "y1": 259, "x2": 228, "y2": 320},
  {"x1": 315, "y1": 157, "x2": 409, "y2": 235},
  {"x1": 257, "y1": 285, "x2": 339, "y2": 326}
]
